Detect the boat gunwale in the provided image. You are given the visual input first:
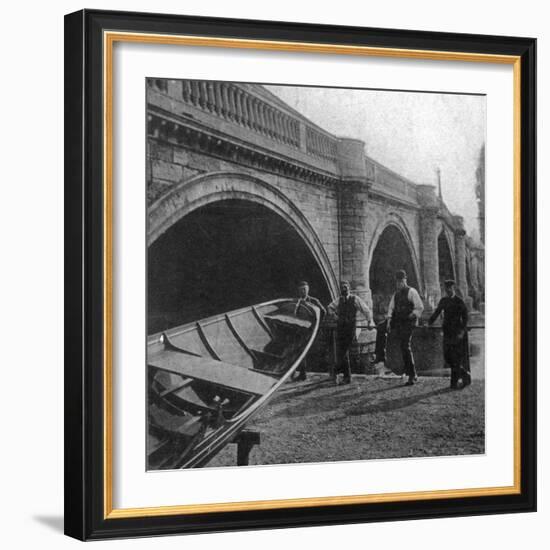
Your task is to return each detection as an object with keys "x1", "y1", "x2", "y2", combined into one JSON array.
[{"x1": 147, "y1": 298, "x2": 287, "y2": 347}]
